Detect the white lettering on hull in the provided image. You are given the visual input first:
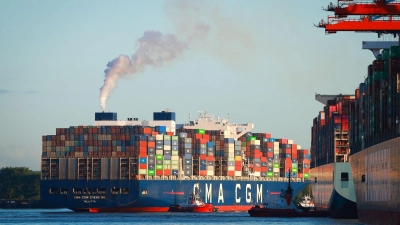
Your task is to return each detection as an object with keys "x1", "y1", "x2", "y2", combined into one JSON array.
[
  {"x1": 235, "y1": 184, "x2": 241, "y2": 203},
  {"x1": 218, "y1": 184, "x2": 224, "y2": 203}
]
